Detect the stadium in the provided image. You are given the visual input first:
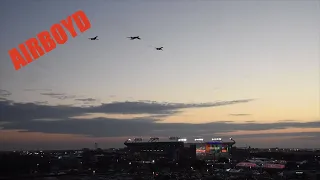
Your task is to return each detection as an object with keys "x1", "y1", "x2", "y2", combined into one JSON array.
[{"x1": 124, "y1": 137, "x2": 236, "y2": 161}]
